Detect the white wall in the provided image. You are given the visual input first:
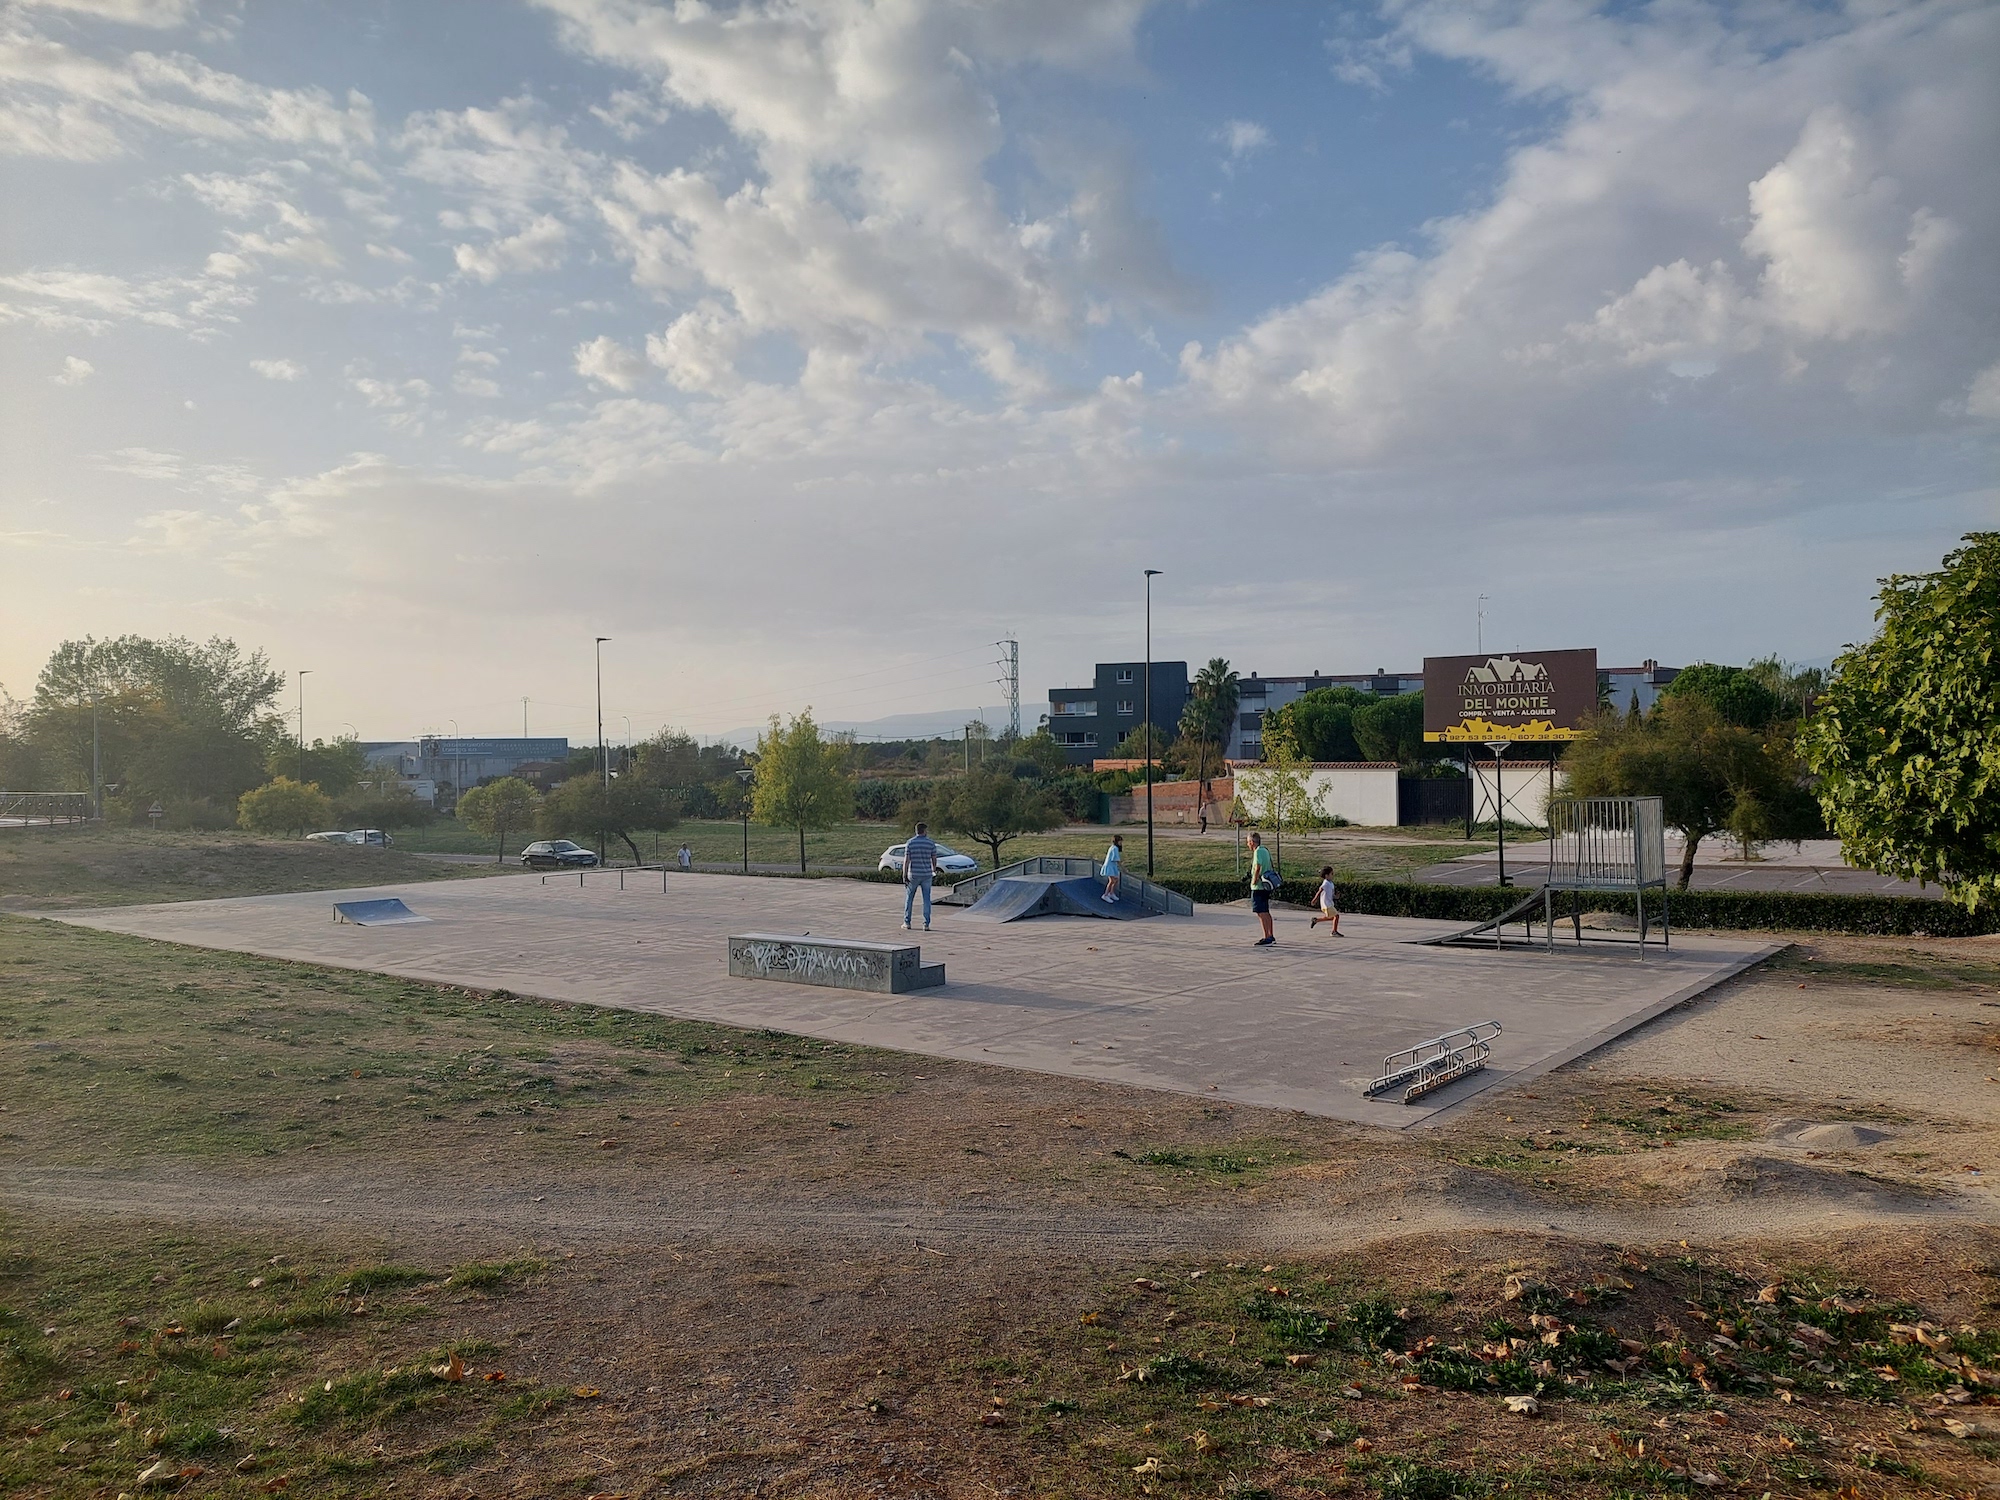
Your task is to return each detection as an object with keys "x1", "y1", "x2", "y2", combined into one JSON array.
[
  {"x1": 1471, "y1": 760, "x2": 1567, "y2": 826},
  {"x1": 1236, "y1": 763, "x2": 1400, "y2": 828}
]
